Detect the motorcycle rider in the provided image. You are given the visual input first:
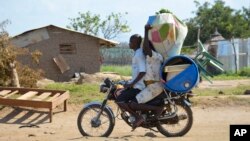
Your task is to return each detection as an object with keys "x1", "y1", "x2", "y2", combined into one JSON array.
[
  {"x1": 116, "y1": 34, "x2": 146, "y2": 129},
  {"x1": 116, "y1": 25, "x2": 164, "y2": 129},
  {"x1": 116, "y1": 34, "x2": 146, "y2": 103},
  {"x1": 127, "y1": 24, "x2": 164, "y2": 128}
]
